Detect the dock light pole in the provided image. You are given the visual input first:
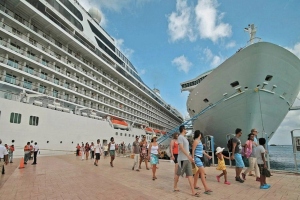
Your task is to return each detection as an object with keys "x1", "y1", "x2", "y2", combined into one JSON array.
[
  {"x1": 264, "y1": 132, "x2": 271, "y2": 170},
  {"x1": 290, "y1": 129, "x2": 300, "y2": 171}
]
